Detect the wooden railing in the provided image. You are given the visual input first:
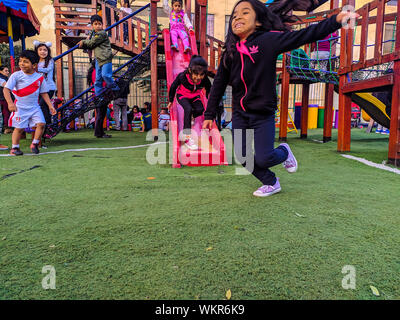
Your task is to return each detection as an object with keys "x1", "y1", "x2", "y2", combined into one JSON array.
[
  {"x1": 205, "y1": 35, "x2": 224, "y2": 74},
  {"x1": 54, "y1": 0, "x2": 96, "y2": 38},
  {"x1": 53, "y1": 0, "x2": 150, "y2": 55},
  {"x1": 340, "y1": 0, "x2": 400, "y2": 75},
  {"x1": 99, "y1": 1, "x2": 150, "y2": 55}
]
